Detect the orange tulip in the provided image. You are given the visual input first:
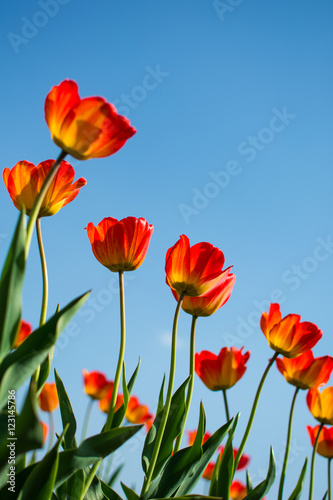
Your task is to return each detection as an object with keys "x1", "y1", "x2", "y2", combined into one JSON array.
[
  {"x1": 3, "y1": 159, "x2": 86, "y2": 217},
  {"x1": 99, "y1": 389, "x2": 124, "y2": 414},
  {"x1": 125, "y1": 396, "x2": 153, "y2": 425},
  {"x1": 307, "y1": 387, "x2": 333, "y2": 425},
  {"x1": 219, "y1": 446, "x2": 250, "y2": 470},
  {"x1": 165, "y1": 235, "x2": 231, "y2": 297},
  {"x1": 195, "y1": 347, "x2": 250, "y2": 391},
  {"x1": 38, "y1": 383, "x2": 59, "y2": 412},
  {"x1": 229, "y1": 481, "x2": 248, "y2": 500},
  {"x1": 276, "y1": 350, "x2": 333, "y2": 389},
  {"x1": 171, "y1": 269, "x2": 236, "y2": 317},
  {"x1": 187, "y1": 430, "x2": 212, "y2": 446},
  {"x1": 13, "y1": 320, "x2": 32, "y2": 348},
  {"x1": 45, "y1": 79, "x2": 136, "y2": 160},
  {"x1": 86, "y1": 216, "x2": 153, "y2": 272},
  {"x1": 82, "y1": 370, "x2": 113, "y2": 400},
  {"x1": 260, "y1": 303, "x2": 322, "y2": 358},
  {"x1": 41, "y1": 422, "x2": 49, "y2": 445},
  {"x1": 307, "y1": 425, "x2": 333, "y2": 459},
  {"x1": 202, "y1": 461, "x2": 215, "y2": 480}
]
